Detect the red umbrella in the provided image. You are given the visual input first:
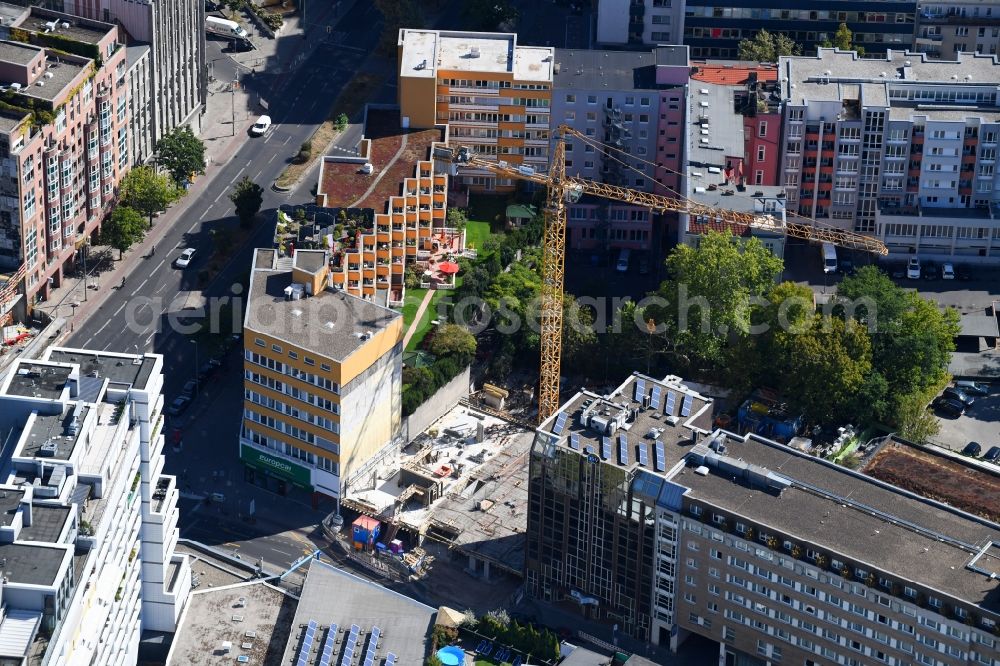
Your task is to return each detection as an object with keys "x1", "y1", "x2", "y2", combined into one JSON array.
[{"x1": 438, "y1": 261, "x2": 460, "y2": 275}]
